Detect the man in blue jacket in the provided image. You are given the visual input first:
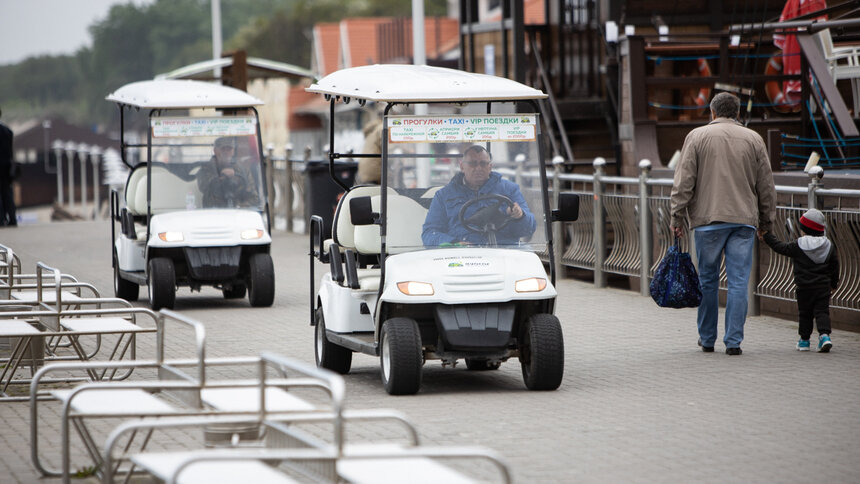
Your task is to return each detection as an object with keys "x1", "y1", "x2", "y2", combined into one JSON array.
[{"x1": 422, "y1": 145, "x2": 535, "y2": 246}]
